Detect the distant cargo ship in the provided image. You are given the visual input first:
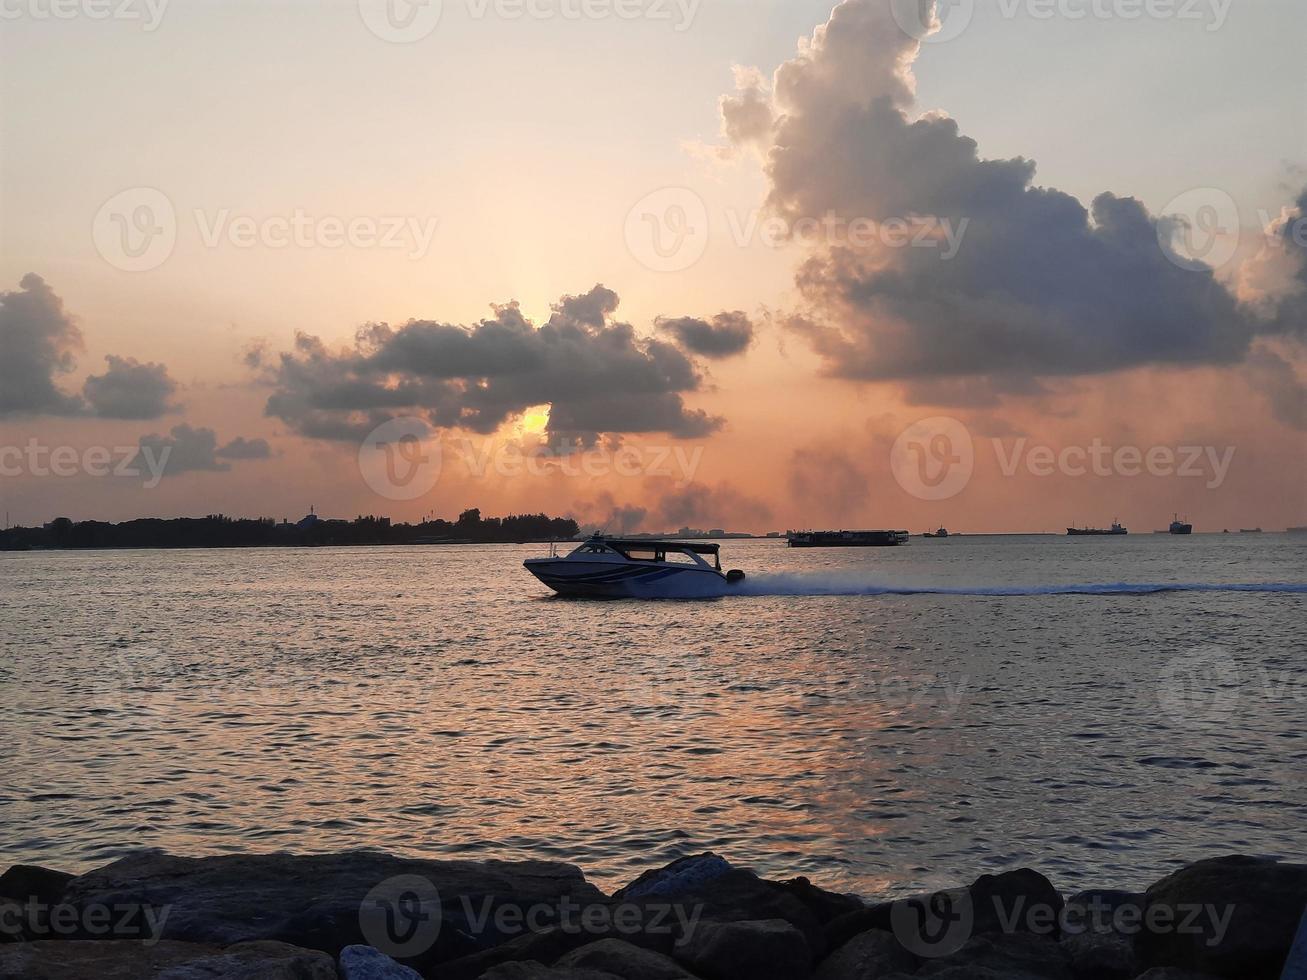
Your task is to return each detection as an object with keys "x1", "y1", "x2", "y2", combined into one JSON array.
[
  {"x1": 1169, "y1": 514, "x2": 1193, "y2": 535},
  {"x1": 1067, "y1": 522, "x2": 1127, "y2": 536},
  {"x1": 787, "y1": 529, "x2": 910, "y2": 547},
  {"x1": 923, "y1": 527, "x2": 950, "y2": 538}
]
